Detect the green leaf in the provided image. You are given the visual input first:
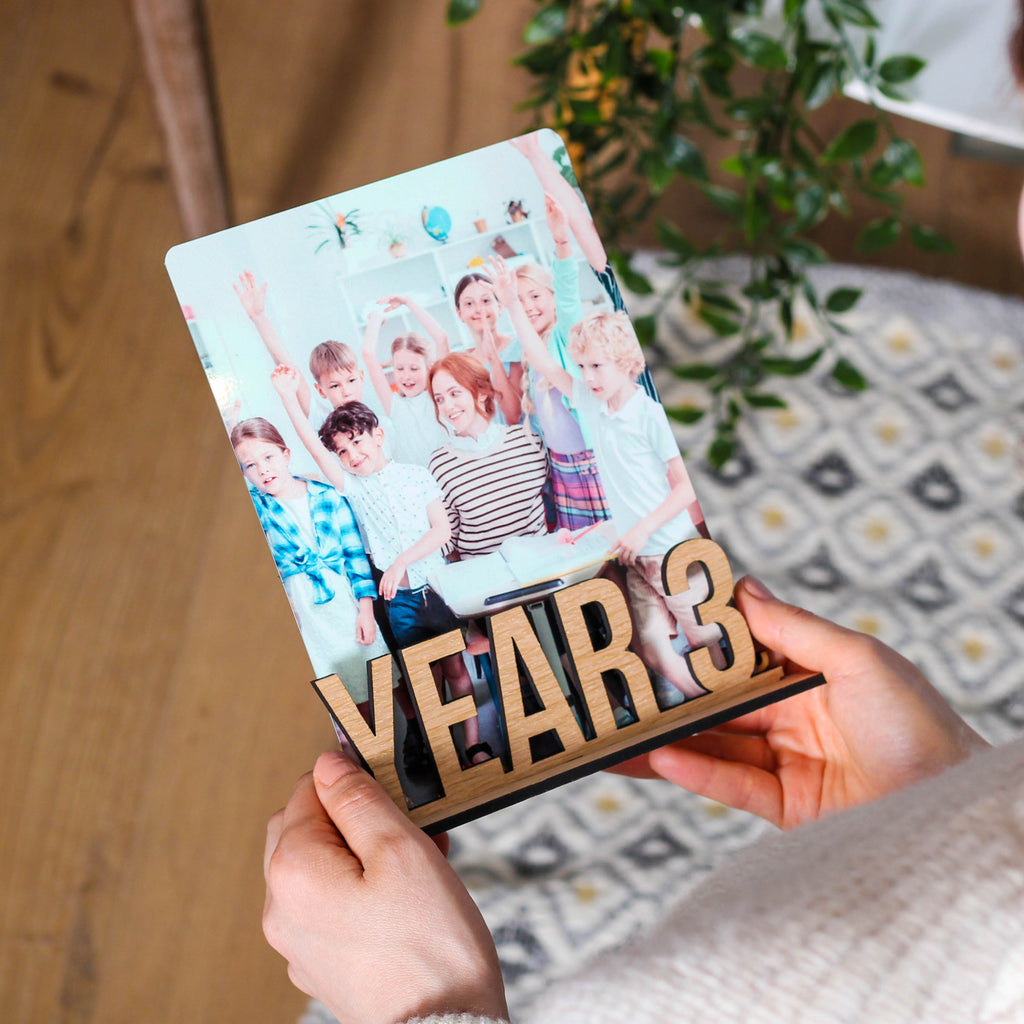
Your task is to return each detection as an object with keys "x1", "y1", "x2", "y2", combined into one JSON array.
[
  {"x1": 826, "y1": 0, "x2": 880, "y2": 29},
  {"x1": 727, "y1": 96, "x2": 771, "y2": 121},
  {"x1": 648, "y1": 47, "x2": 675, "y2": 79},
  {"x1": 733, "y1": 31, "x2": 789, "y2": 71},
  {"x1": 824, "y1": 286, "x2": 862, "y2": 313},
  {"x1": 863, "y1": 35, "x2": 876, "y2": 69},
  {"x1": 523, "y1": 4, "x2": 569, "y2": 45},
  {"x1": 870, "y1": 137, "x2": 924, "y2": 187},
  {"x1": 784, "y1": 0, "x2": 805, "y2": 19},
  {"x1": 761, "y1": 348, "x2": 824, "y2": 375},
  {"x1": 632, "y1": 314, "x2": 657, "y2": 348},
  {"x1": 671, "y1": 362, "x2": 720, "y2": 382},
  {"x1": 708, "y1": 435, "x2": 736, "y2": 470},
  {"x1": 782, "y1": 238, "x2": 829, "y2": 266},
  {"x1": 910, "y1": 225, "x2": 956, "y2": 253},
  {"x1": 665, "y1": 404, "x2": 707, "y2": 424},
  {"x1": 665, "y1": 135, "x2": 709, "y2": 180},
  {"x1": 567, "y1": 99, "x2": 604, "y2": 126},
  {"x1": 446, "y1": 0, "x2": 483, "y2": 25},
  {"x1": 831, "y1": 357, "x2": 869, "y2": 390},
  {"x1": 720, "y1": 154, "x2": 746, "y2": 177},
  {"x1": 801, "y1": 58, "x2": 840, "y2": 109},
  {"x1": 656, "y1": 220, "x2": 696, "y2": 260},
  {"x1": 743, "y1": 278, "x2": 780, "y2": 302},
  {"x1": 512, "y1": 42, "x2": 564, "y2": 74},
  {"x1": 857, "y1": 216, "x2": 903, "y2": 253},
  {"x1": 745, "y1": 392, "x2": 789, "y2": 409},
  {"x1": 698, "y1": 305, "x2": 742, "y2": 337},
  {"x1": 821, "y1": 119, "x2": 879, "y2": 163},
  {"x1": 698, "y1": 289, "x2": 743, "y2": 314},
  {"x1": 794, "y1": 184, "x2": 828, "y2": 228},
  {"x1": 878, "y1": 54, "x2": 926, "y2": 85},
  {"x1": 876, "y1": 82, "x2": 911, "y2": 103},
  {"x1": 611, "y1": 254, "x2": 655, "y2": 295},
  {"x1": 702, "y1": 183, "x2": 744, "y2": 217}
]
